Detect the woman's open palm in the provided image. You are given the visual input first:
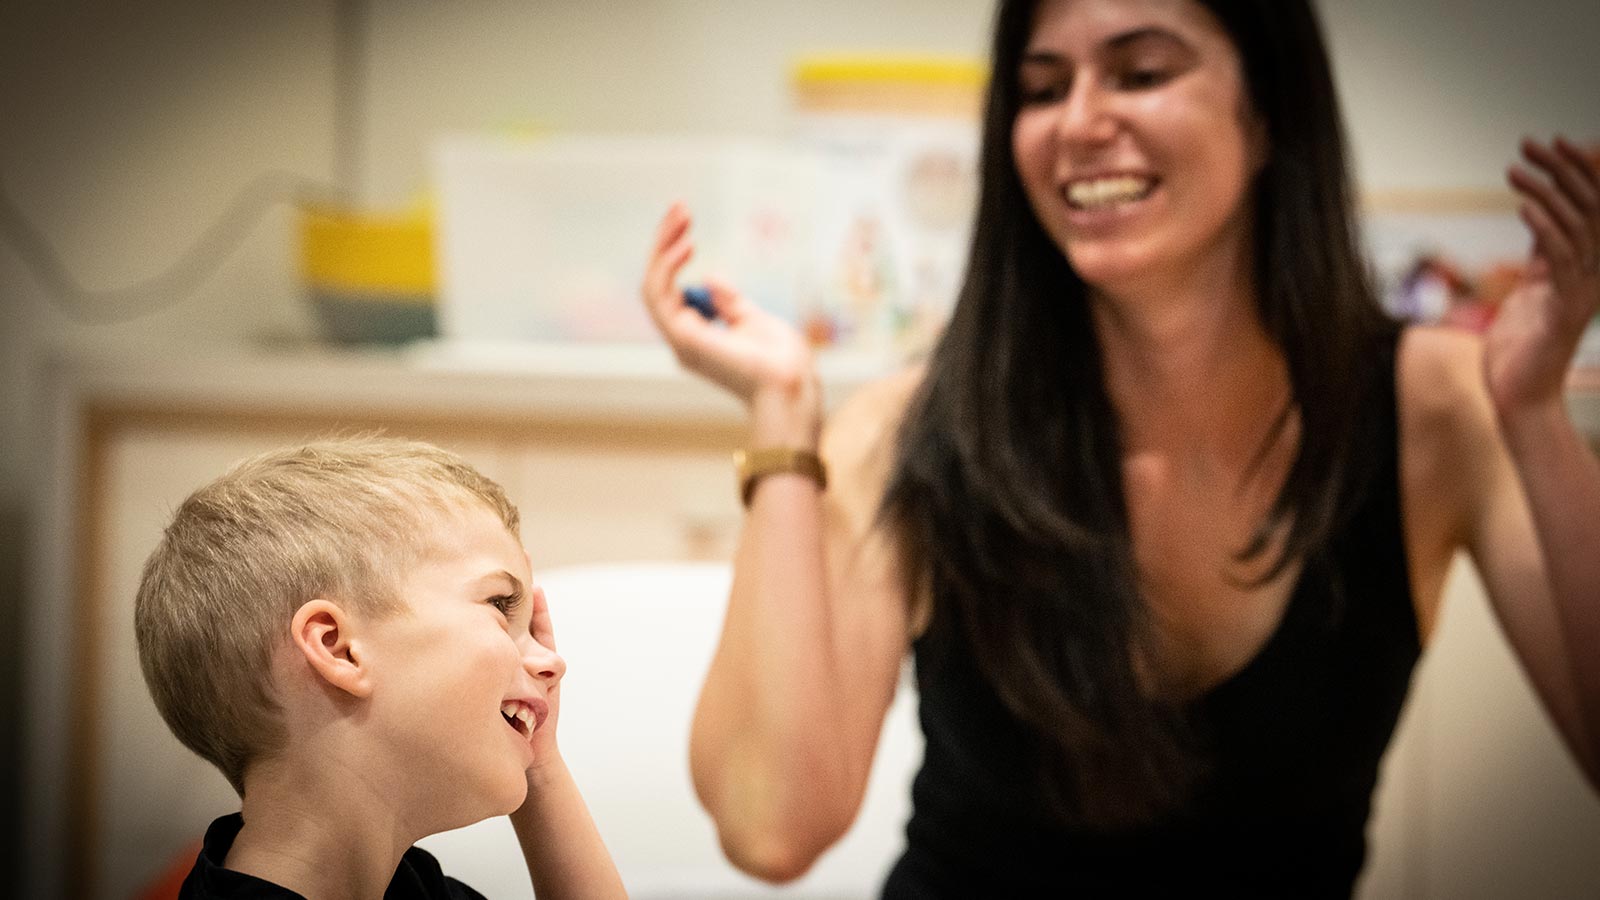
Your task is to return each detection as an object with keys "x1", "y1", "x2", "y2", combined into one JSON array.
[
  {"x1": 640, "y1": 204, "x2": 815, "y2": 404},
  {"x1": 1485, "y1": 137, "x2": 1600, "y2": 411}
]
